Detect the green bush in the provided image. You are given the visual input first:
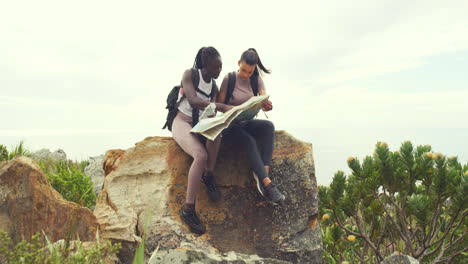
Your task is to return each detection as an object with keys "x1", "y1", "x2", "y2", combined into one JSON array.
[
  {"x1": 0, "y1": 230, "x2": 120, "y2": 264},
  {"x1": 39, "y1": 159, "x2": 96, "y2": 209},
  {"x1": 0, "y1": 145, "x2": 8, "y2": 162},
  {"x1": 320, "y1": 141, "x2": 468, "y2": 264}
]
